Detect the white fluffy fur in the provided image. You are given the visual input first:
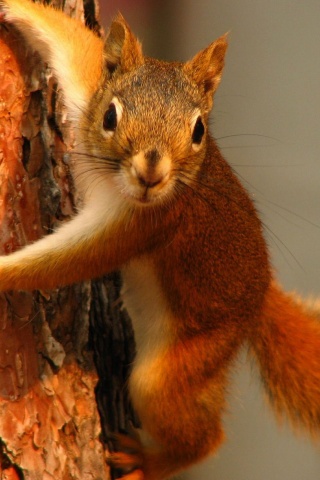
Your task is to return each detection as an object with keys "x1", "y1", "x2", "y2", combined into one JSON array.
[
  {"x1": 0, "y1": 180, "x2": 125, "y2": 270},
  {"x1": 122, "y1": 257, "x2": 171, "y2": 365}
]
